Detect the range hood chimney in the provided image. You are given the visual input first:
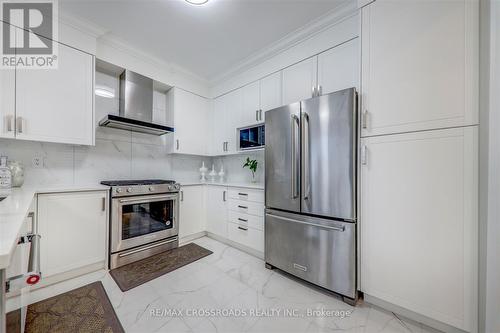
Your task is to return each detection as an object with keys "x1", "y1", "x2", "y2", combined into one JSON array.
[{"x1": 99, "y1": 70, "x2": 174, "y2": 136}]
